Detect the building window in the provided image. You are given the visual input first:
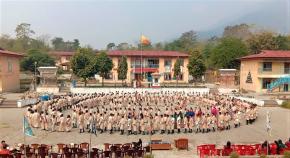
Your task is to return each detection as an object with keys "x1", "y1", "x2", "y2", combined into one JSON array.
[
  {"x1": 262, "y1": 78, "x2": 272, "y2": 89},
  {"x1": 164, "y1": 59, "x2": 171, "y2": 67},
  {"x1": 284, "y1": 63, "x2": 290, "y2": 74},
  {"x1": 164, "y1": 73, "x2": 171, "y2": 80},
  {"x1": 7, "y1": 59, "x2": 12, "y2": 72},
  {"x1": 263, "y1": 62, "x2": 272, "y2": 71},
  {"x1": 131, "y1": 58, "x2": 141, "y2": 68},
  {"x1": 147, "y1": 58, "x2": 159, "y2": 68}
]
